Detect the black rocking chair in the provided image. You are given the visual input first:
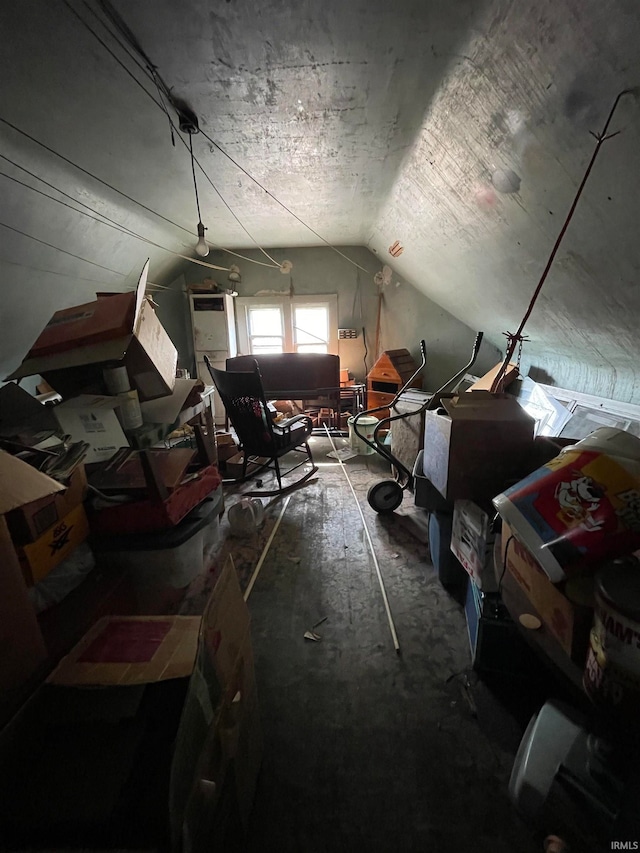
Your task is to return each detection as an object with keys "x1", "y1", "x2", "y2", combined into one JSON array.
[{"x1": 204, "y1": 356, "x2": 318, "y2": 497}]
